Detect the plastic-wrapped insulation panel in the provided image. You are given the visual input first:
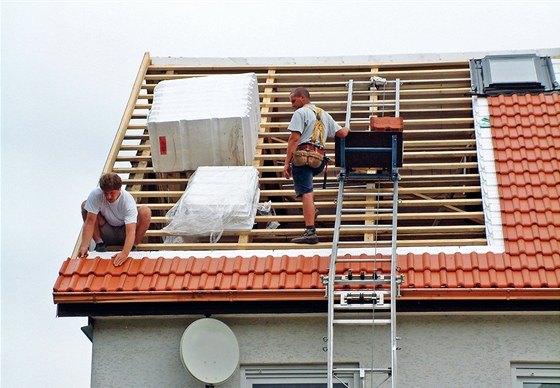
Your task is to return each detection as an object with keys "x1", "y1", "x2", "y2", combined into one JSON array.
[
  {"x1": 163, "y1": 166, "x2": 260, "y2": 242},
  {"x1": 148, "y1": 73, "x2": 261, "y2": 172}
]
